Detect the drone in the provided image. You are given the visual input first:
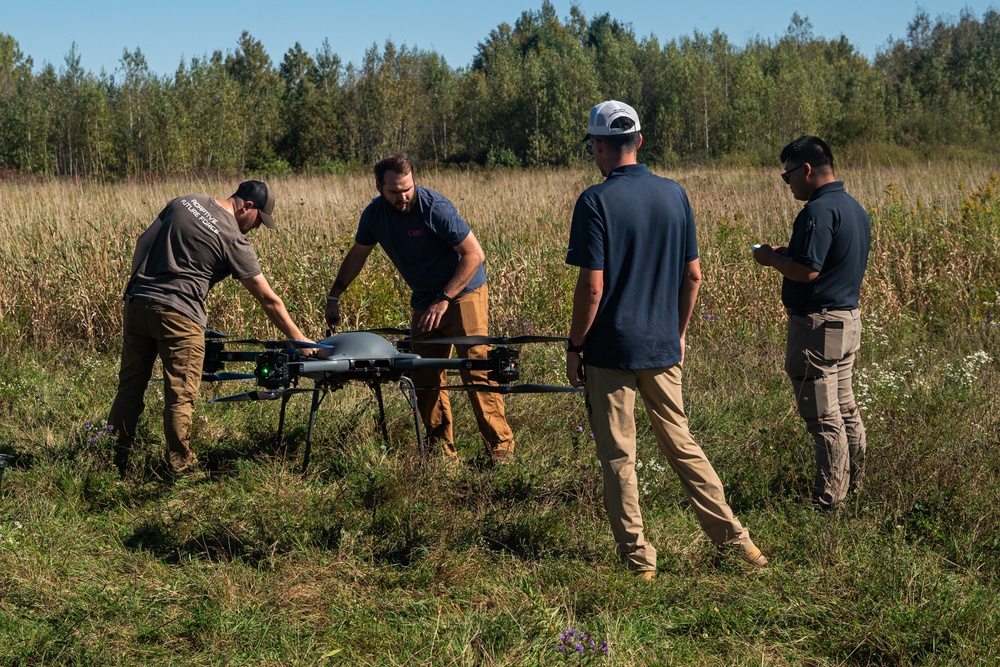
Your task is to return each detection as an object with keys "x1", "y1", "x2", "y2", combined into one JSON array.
[{"x1": 201, "y1": 329, "x2": 581, "y2": 473}]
